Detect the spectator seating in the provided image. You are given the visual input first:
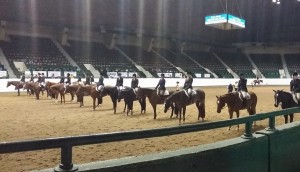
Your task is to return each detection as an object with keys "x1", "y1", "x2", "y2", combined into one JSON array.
[
  {"x1": 250, "y1": 54, "x2": 282, "y2": 78},
  {"x1": 285, "y1": 54, "x2": 300, "y2": 76}
]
